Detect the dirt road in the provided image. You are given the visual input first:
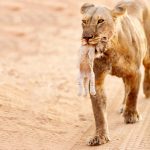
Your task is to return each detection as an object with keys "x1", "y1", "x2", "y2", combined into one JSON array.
[
  {"x1": 0, "y1": 0, "x2": 149, "y2": 149},
  {"x1": 71, "y1": 77, "x2": 150, "y2": 150}
]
